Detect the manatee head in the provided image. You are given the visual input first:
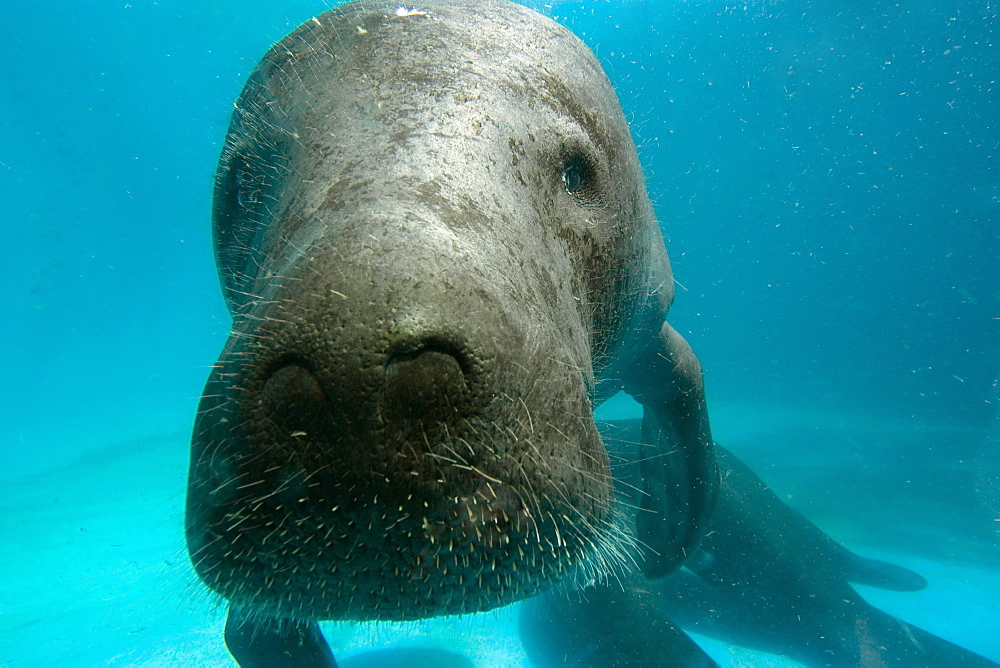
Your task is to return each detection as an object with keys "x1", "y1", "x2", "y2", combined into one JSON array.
[{"x1": 185, "y1": 0, "x2": 672, "y2": 623}]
